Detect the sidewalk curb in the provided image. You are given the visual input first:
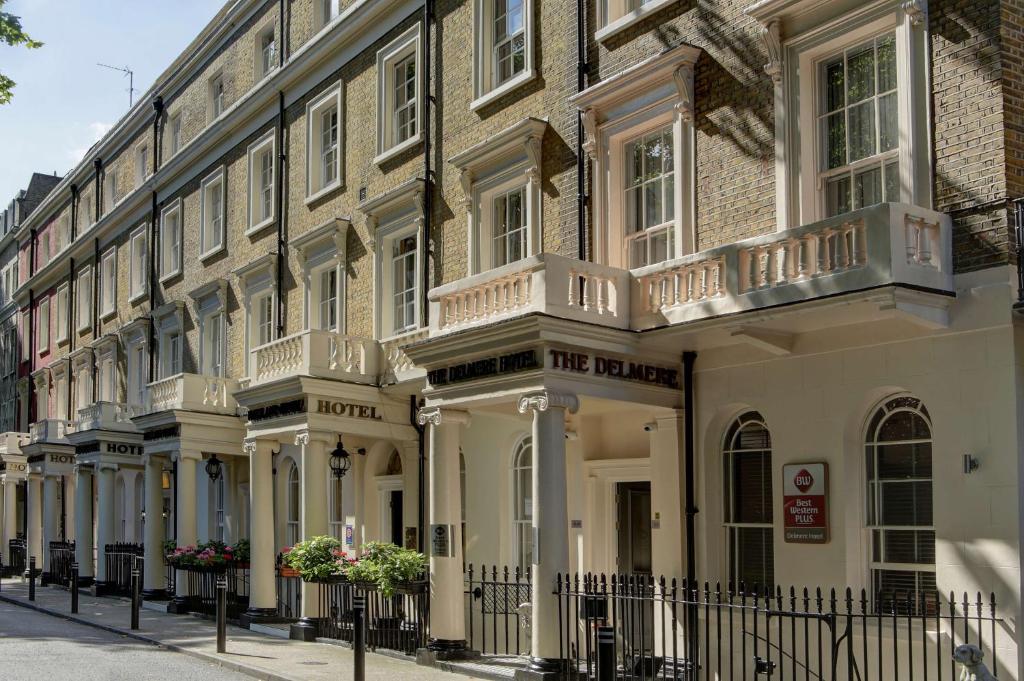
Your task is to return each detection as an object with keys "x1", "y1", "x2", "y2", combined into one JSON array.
[{"x1": 0, "y1": 592, "x2": 298, "y2": 681}]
